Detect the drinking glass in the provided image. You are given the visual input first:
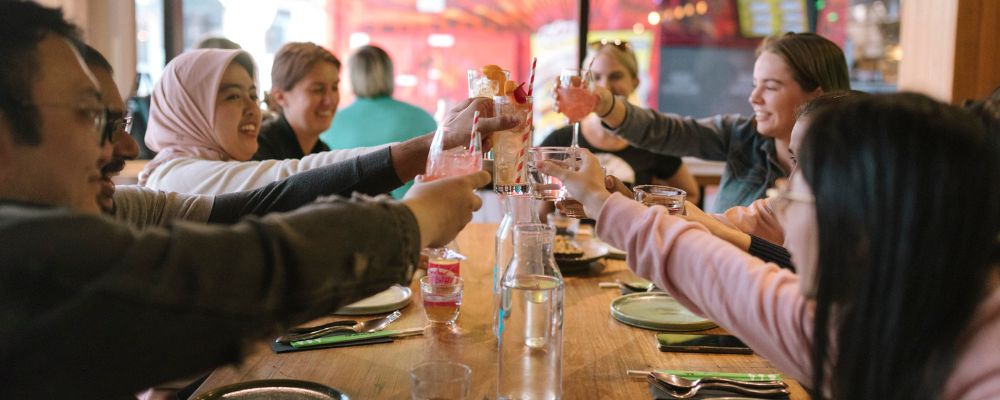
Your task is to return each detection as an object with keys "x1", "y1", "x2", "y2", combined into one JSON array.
[
  {"x1": 420, "y1": 276, "x2": 464, "y2": 325},
  {"x1": 556, "y1": 69, "x2": 597, "y2": 148},
  {"x1": 468, "y1": 68, "x2": 510, "y2": 98},
  {"x1": 526, "y1": 146, "x2": 578, "y2": 201},
  {"x1": 492, "y1": 95, "x2": 532, "y2": 194},
  {"x1": 547, "y1": 212, "x2": 579, "y2": 237},
  {"x1": 410, "y1": 361, "x2": 472, "y2": 400},
  {"x1": 633, "y1": 185, "x2": 687, "y2": 215}
]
